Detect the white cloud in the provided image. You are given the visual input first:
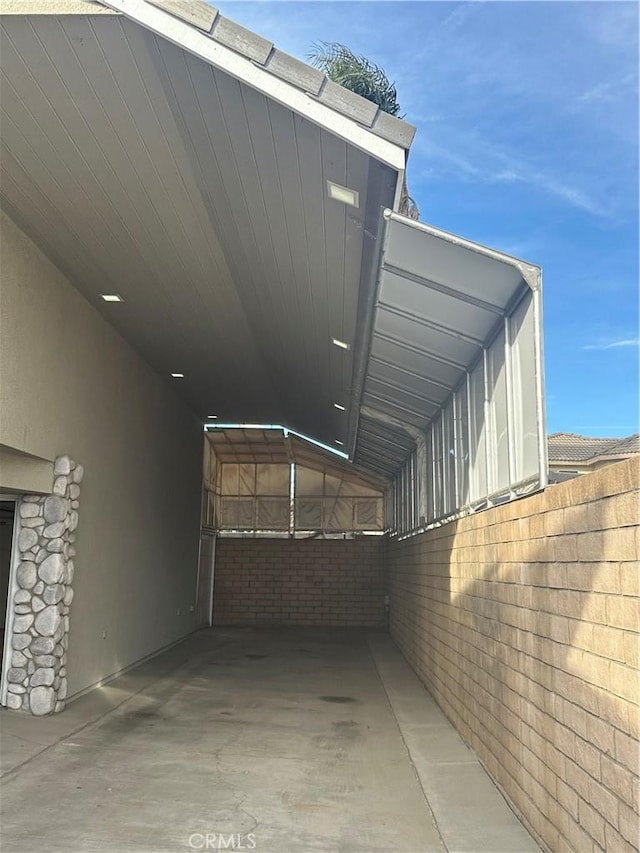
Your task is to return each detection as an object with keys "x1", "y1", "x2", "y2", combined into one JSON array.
[
  {"x1": 217, "y1": 1, "x2": 638, "y2": 222},
  {"x1": 413, "y1": 134, "x2": 611, "y2": 218},
  {"x1": 440, "y1": 2, "x2": 484, "y2": 32},
  {"x1": 583, "y1": 339, "x2": 640, "y2": 351}
]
